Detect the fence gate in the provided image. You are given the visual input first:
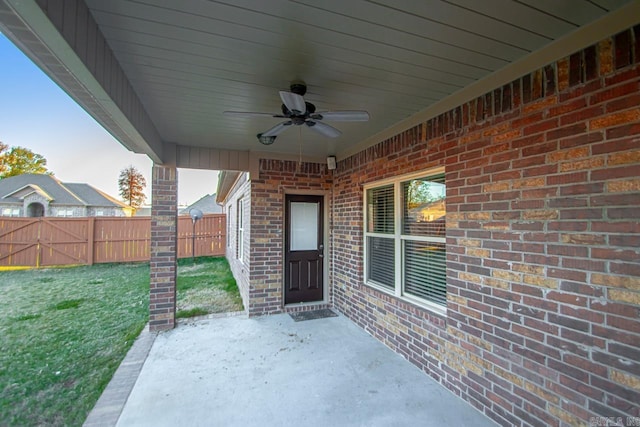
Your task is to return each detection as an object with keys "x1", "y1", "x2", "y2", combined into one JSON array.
[{"x1": 0, "y1": 218, "x2": 89, "y2": 267}]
